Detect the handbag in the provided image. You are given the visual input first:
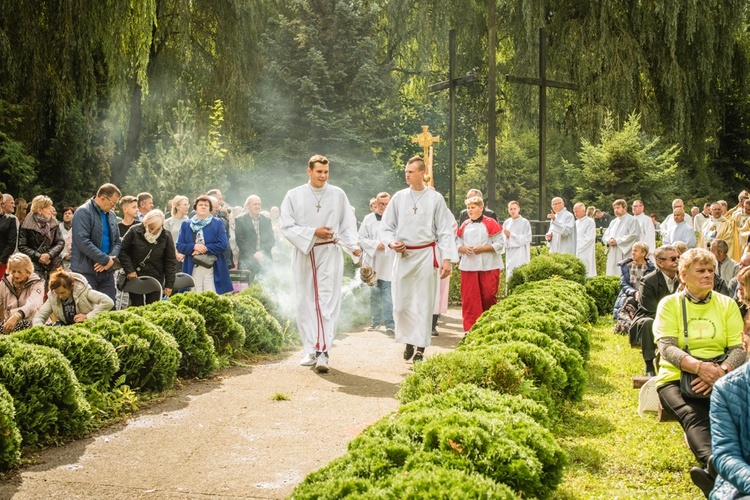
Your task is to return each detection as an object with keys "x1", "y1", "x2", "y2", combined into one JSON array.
[
  {"x1": 679, "y1": 296, "x2": 727, "y2": 399},
  {"x1": 193, "y1": 253, "x2": 217, "y2": 269}
]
